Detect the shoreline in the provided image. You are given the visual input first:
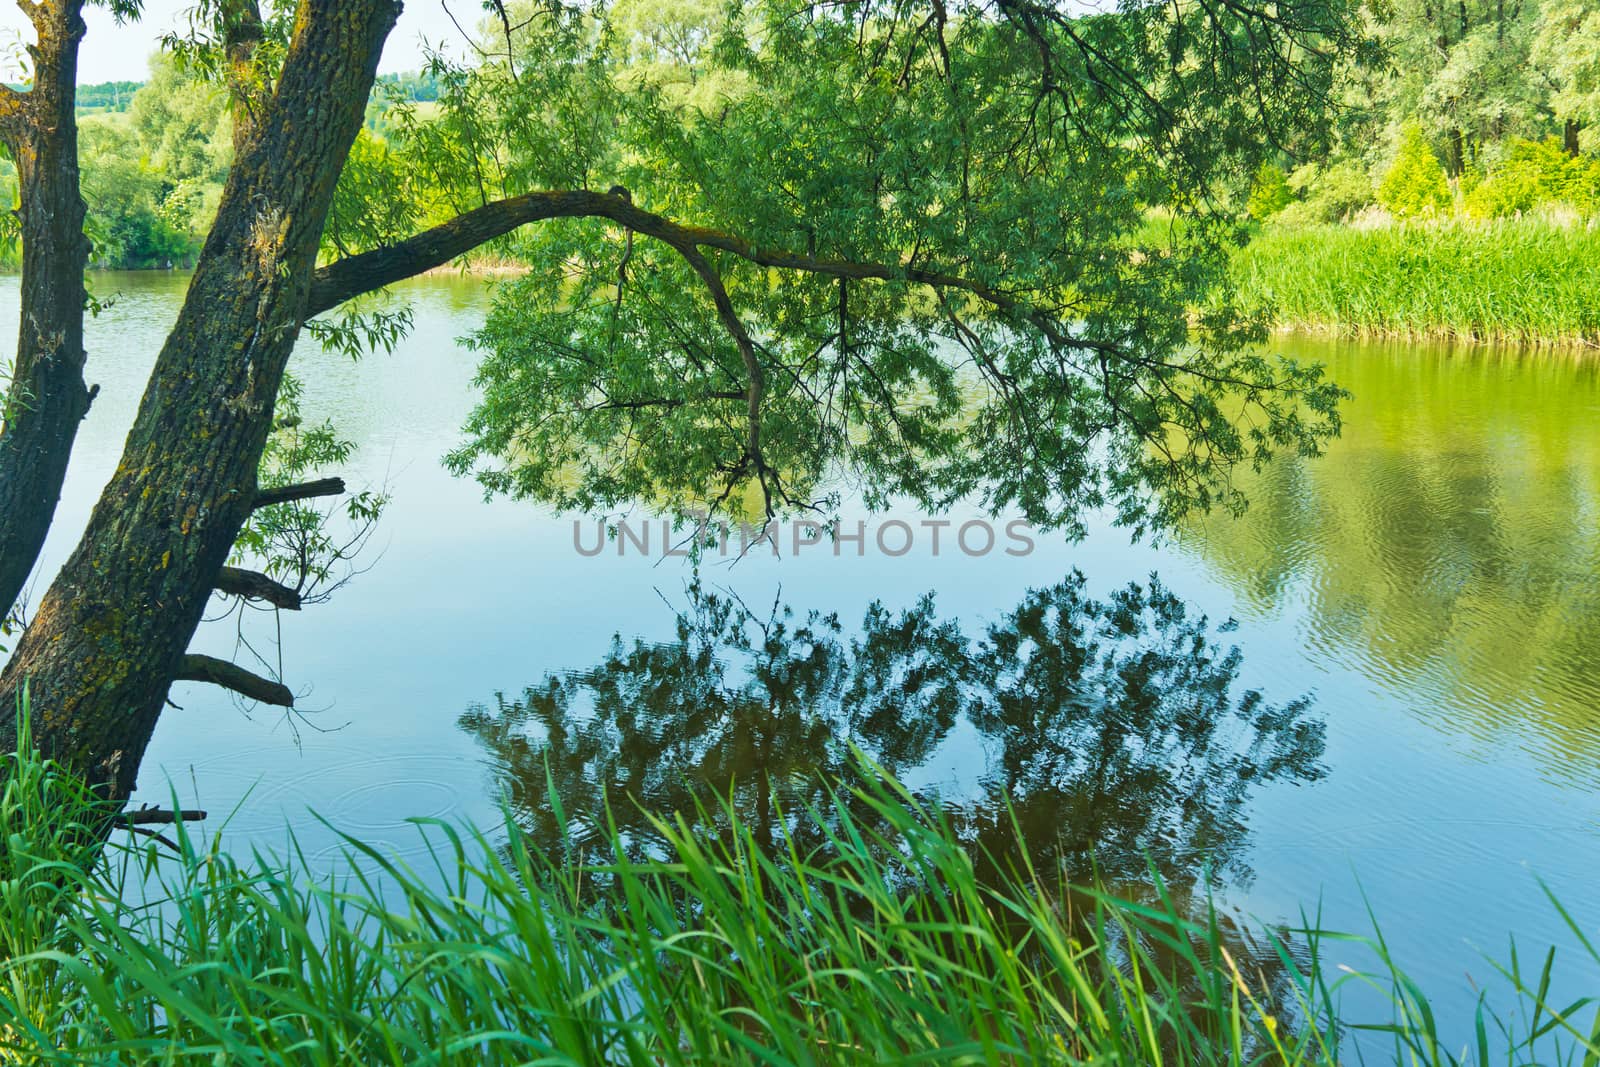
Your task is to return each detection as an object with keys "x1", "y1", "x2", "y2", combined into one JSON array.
[
  {"x1": 1234, "y1": 219, "x2": 1600, "y2": 353},
  {"x1": 1263, "y1": 320, "x2": 1600, "y2": 351}
]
